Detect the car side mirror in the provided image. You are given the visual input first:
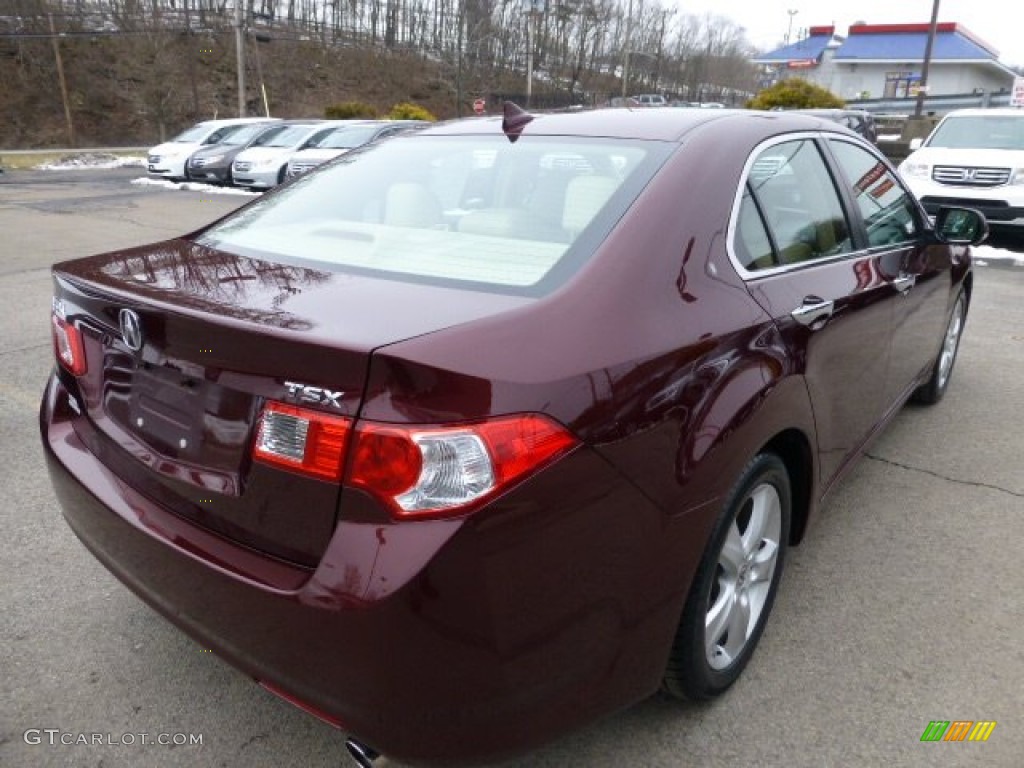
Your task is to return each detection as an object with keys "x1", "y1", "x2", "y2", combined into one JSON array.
[
  {"x1": 934, "y1": 206, "x2": 988, "y2": 246},
  {"x1": 909, "y1": 137, "x2": 923, "y2": 151}
]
